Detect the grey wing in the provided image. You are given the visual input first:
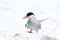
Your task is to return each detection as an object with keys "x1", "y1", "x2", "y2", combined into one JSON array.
[
  {"x1": 25, "y1": 23, "x2": 29, "y2": 29},
  {"x1": 36, "y1": 20, "x2": 41, "y2": 29},
  {"x1": 25, "y1": 20, "x2": 30, "y2": 28},
  {"x1": 25, "y1": 24, "x2": 27, "y2": 27},
  {"x1": 38, "y1": 22, "x2": 41, "y2": 29}
]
